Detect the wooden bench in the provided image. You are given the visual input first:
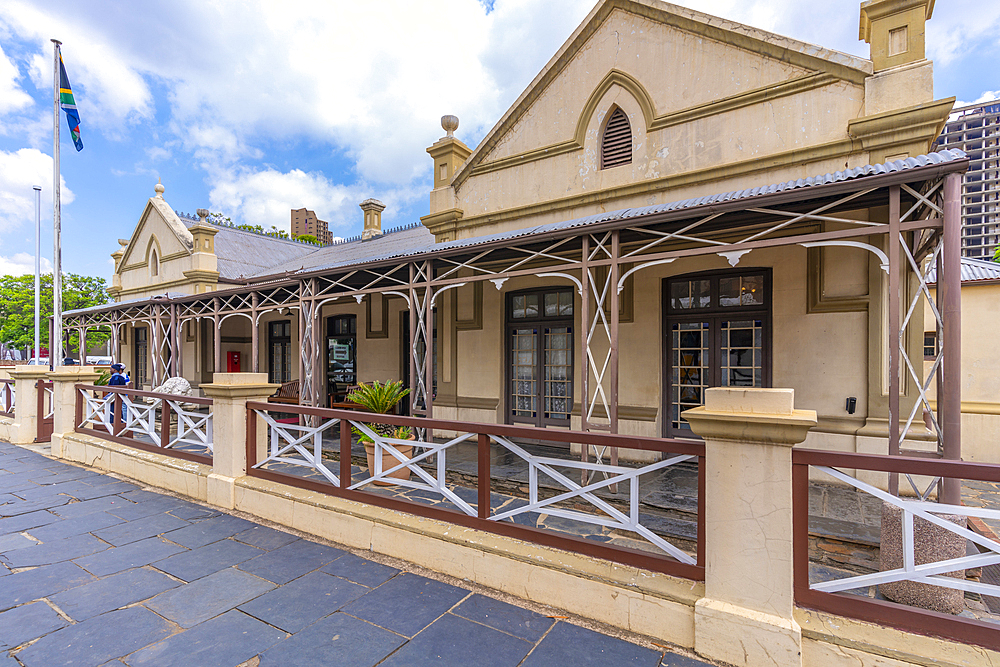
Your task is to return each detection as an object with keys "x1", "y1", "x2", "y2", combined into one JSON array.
[{"x1": 268, "y1": 380, "x2": 300, "y2": 405}]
